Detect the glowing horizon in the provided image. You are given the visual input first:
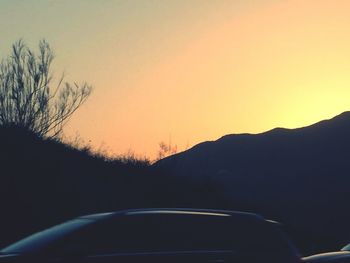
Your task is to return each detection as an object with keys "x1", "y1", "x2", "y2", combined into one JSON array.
[{"x1": 1, "y1": 0, "x2": 350, "y2": 158}]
